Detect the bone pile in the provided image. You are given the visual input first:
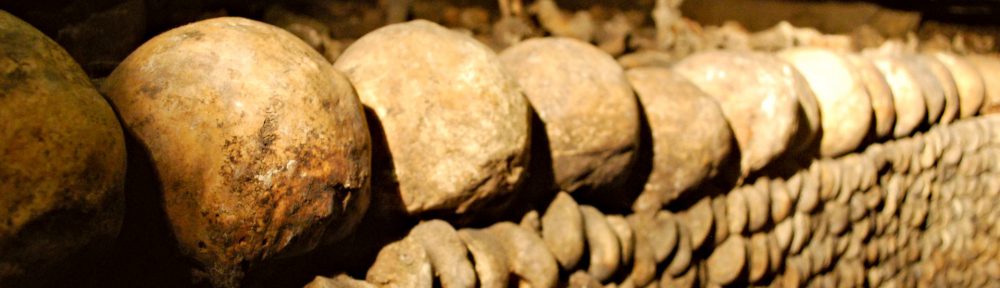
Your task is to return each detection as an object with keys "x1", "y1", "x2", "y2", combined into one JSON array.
[
  {"x1": 302, "y1": 17, "x2": 1000, "y2": 287},
  {"x1": 308, "y1": 115, "x2": 1000, "y2": 288},
  {"x1": 5, "y1": 4, "x2": 1000, "y2": 287}
]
